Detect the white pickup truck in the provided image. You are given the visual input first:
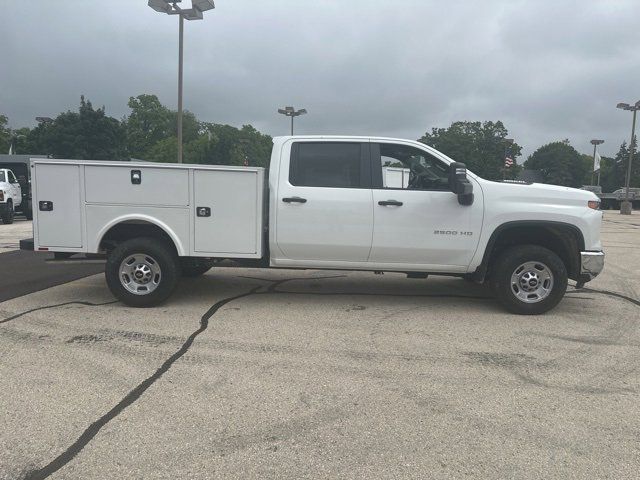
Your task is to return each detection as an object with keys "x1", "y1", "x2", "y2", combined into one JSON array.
[
  {"x1": 0, "y1": 168, "x2": 22, "y2": 224},
  {"x1": 21, "y1": 136, "x2": 604, "y2": 314}
]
